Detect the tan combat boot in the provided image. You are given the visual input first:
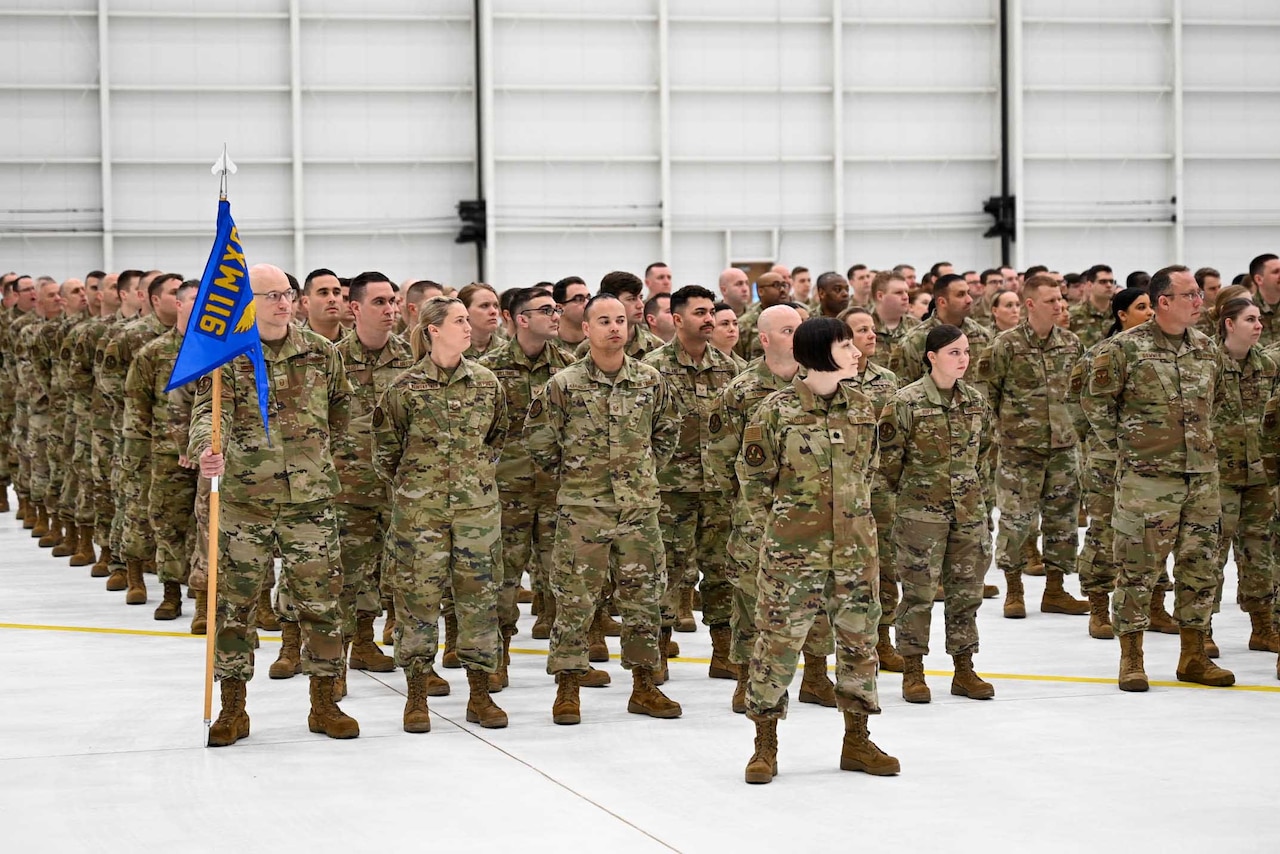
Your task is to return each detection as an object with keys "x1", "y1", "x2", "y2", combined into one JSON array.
[
  {"x1": 489, "y1": 630, "x2": 511, "y2": 692},
  {"x1": 381, "y1": 599, "x2": 396, "y2": 646},
  {"x1": 531, "y1": 590, "x2": 556, "y2": 640},
  {"x1": 933, "y1": 582, "x2": 945, "y2": 602},
  {"x1": 901, "y1": 654, "x2": 931, "y2": 704},
  {"x1": 1088, "y1": 592, "x2": 1114, "y2": 639},
  {"x1": 425, "y1": 668, "x2": 451, "y2": 696},
  {"x1": 403, "y1": 672, "x2": 431, "y2": 733},
  {"x1": 731, "y1": 668, "x2": 748, "y2": 714},
  {"x1": 876, "y1": 625, "x2": 904, "y2": 672},
  {"x1": 334, "y1": 658, "x2": 347, "y2": 700},
  {"x1": 1147, "y1": 585, "x2": 1180, "y2": 634},
  {"x1": 38, "y1": 512, "x2": 62, "y2": 548},
  {"x1": 52, "y1": 521, "x2": 78, "y2": 557},
  {"x1": 676, "y1": 586, "x2": 696, "y2": 633},
  {"x1": 31, "y1": 505, "x2": 49, "y2": 539},
  {"x1": 1041, "y1": 569, "x2": 1089, "y2": 615},
  {"x1": 656, "y1": 626, "x2": 673, "y2": 684},
  {"x1": 1204, "y1": 625, "x2": 1220, "y2": 659},
  {"x1": 798, "y1": 653, "x2": 836, "y2": 706},
  {"x1": 124, "y1": 559, "x2": 148, "y2": 605},
  {"x1": 22, "y1": 498, "x2": 38, "y2": 530},
  {"x1": 1175, "y1": 628, "x2": 1235, "y2": 687},
  {"x1": 465, "y1": 667, "x2": 509, "y2": 728},
  {"x1": 1003, "y1": 570, "x2": 1026, "y2": 619},
  {"x1": 581, "y1": 665, "x2": 611, "y2": 688},
  {"x1": 442, "y1": 612, "x2": 462, "y2": 668},
  {"x1": 1118, "y1": 632, "x2": 1149, "y2": 692},
  {"x1": 517, "y1": 585, "x2": 533, "y2": 604},
  {"x1": 588, "y1": 608, "x2": 610, "y2": 663},
  {"x1": 983, "y1": 583, "x2": 999, "y2": 599},
  {"x1": 307, "y1": 675, "x2": 360, "y2": 739},
  {"x1": 627, "y1": 667, "x2": 682, "y2": 718},
  {"x1": 153, "y1": 581, "x2": 183, "y2": 620},
  {"x1": 708, "y1": 625, "x2": 738, "y2": 680},
  {"x1": 951, "y1": 652, "x2": 995, "y2": 699},
  {"x1": 105, "y1": 562, "x2": 128, "y2": 592},
  {"x1": 91, "y1": 544, "x2": 111, "y2": 578},
  {"x1": 254, "y1": 587, "x2": 280, "y2": 632},
  {"x1": 1247, "y1": 608, "x2": 1280, "y2": 653},
  {"x1": 269, "y1": 621, "x2": 303, "y2": 679},
  {"x1": 552, "y1": 672, "x2": 581, "y2": 725},
  {"x1": 349, "y1": 612, "x2": 396, "y2": 673},
  {"x1": 1023, "y1": 537, "x2": 1045, "y2": 576},
  {"x1": 599, "y1": 609, "x2": 622, "y2": 637},
  {"x1": 744, "y1": 718, "x2": 778, "y2": 784},
  {"x1": 70, "y1": 526, "x2": 96, "y2": 567},
  {"x1": 208, "y1": 678, "x2": 250, "y2": 747},
  {"x1": 191, "y1": 590, "x2": 208, "y2": 635},
  {"x1": 0, "y1": 491, "x2": 9, "y2": 513},
  {"x1": 839, "y1": 711, "x2": 900, "y2": 776},
  {"x1": 666, "y1": 633, "x2": 680, "y2": 658}
]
